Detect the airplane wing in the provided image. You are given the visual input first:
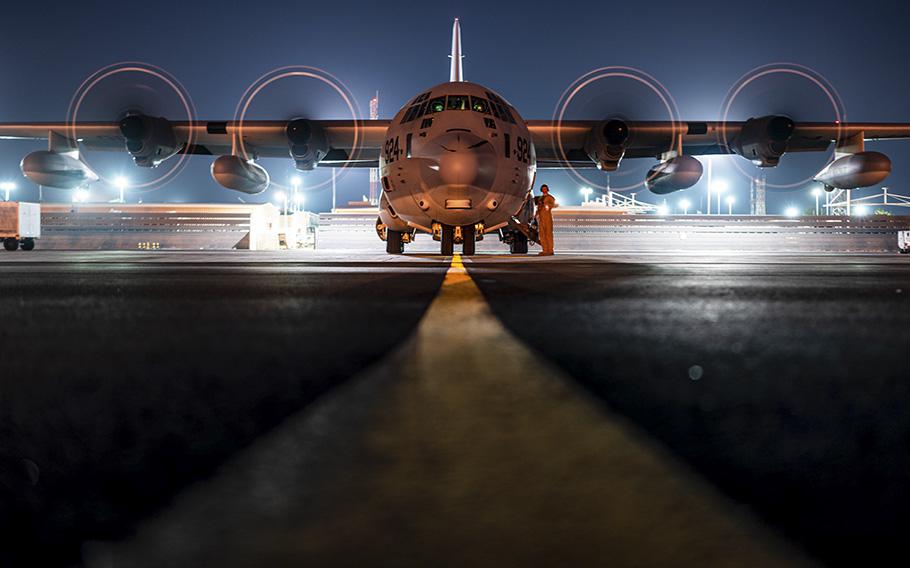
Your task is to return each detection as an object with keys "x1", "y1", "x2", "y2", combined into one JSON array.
[
  {"x1": 527, "y1": 119, "x2": 910, "y2": 169},
  {"x1": 0, "y1": 119, "x2": 390, "y2": 167}
]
